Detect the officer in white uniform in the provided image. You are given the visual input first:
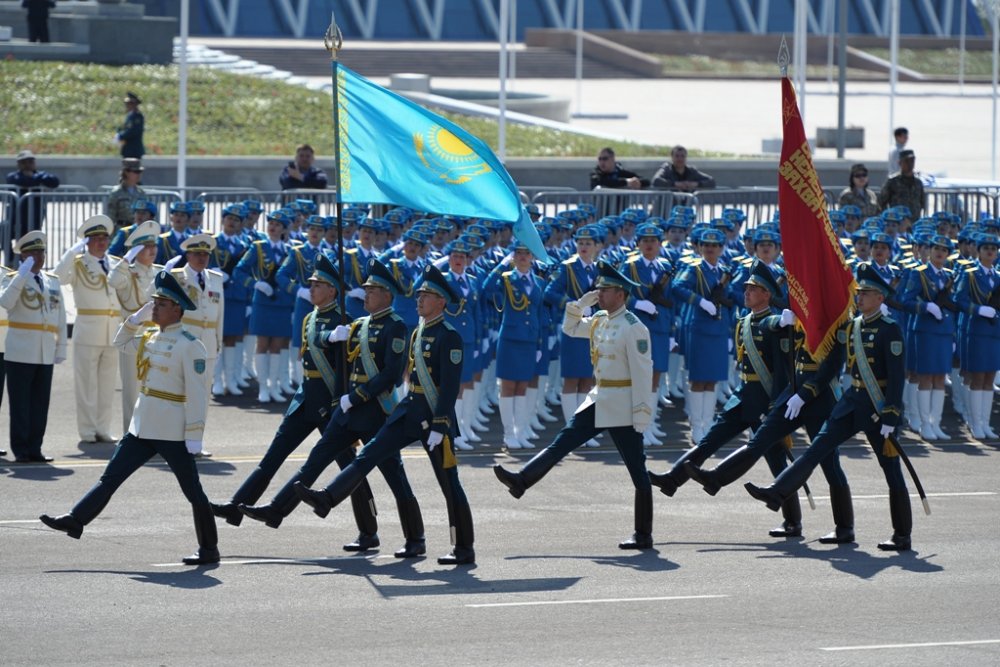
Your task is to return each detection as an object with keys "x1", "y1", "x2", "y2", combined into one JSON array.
[
  {"x1": 171, "y1": 234, "x2": 225, "y2": 396},
  {"x1": 40, "y1": 270, "x2": 219, "y2": 565},
  {"x1": 55, "y1": 214, "x2": 122, "y2": 443},
  {"x1": 1, "y1": 231, "x2": 67, "y2": 462},
  {"x1": 108, "y1": 220, "x2": 161, "y2": 433},
  {"x1": 494, "y1": 260, "x2": 656, "y2": 550}
]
